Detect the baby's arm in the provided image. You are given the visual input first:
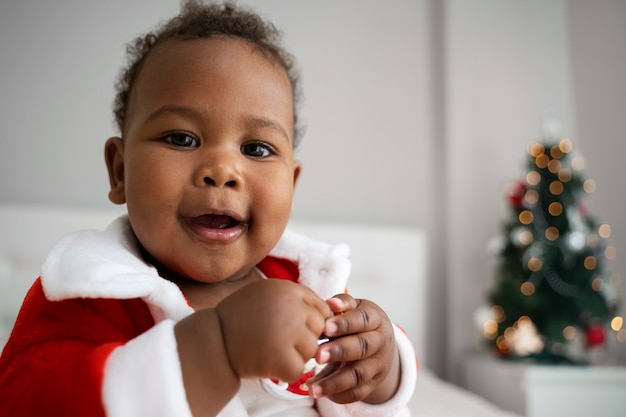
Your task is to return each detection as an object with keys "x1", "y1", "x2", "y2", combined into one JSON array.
[
  {"x1": 175, "y1": 279, "x2": 332, "y2": 416},
  {"x1": 307, "y1": 294, "x2": 401, "y2": 404}
]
